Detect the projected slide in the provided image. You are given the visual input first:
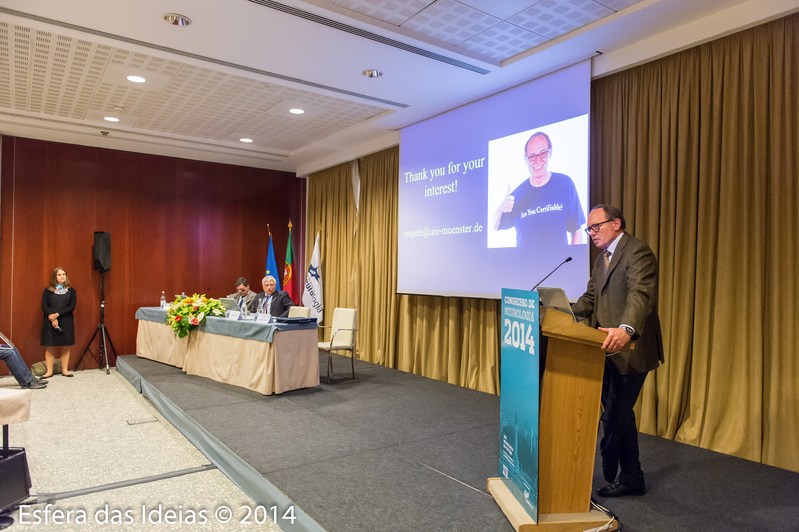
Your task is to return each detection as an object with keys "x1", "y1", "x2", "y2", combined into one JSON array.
[{"x1": 398, "y1": 61, "x2": 591, "y2": 299}]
